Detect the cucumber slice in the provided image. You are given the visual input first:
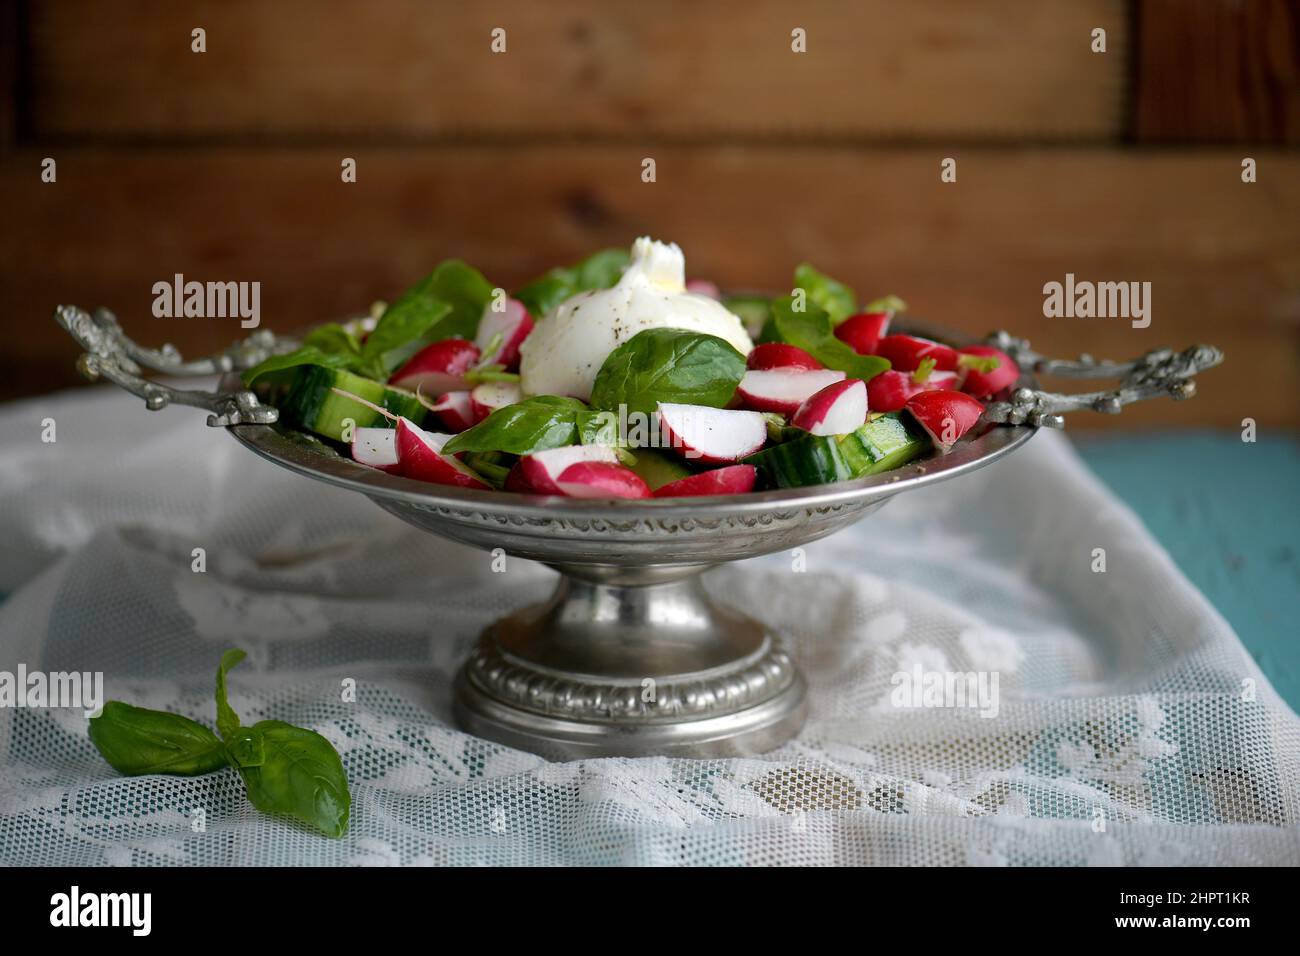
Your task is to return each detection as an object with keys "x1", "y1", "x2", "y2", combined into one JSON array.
[
  {"x1": 273, "y1": 365, "x2": 428, "y2": 442},
  {"x1": 744, "y1": 412, "x2": 928, "y2": 489},
  {"x1": 625, "y1": 449, "x2": 692, "y2": 491},
  {"x1": 460, "y1": 451, "x2": 515, "y2": 490}
]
